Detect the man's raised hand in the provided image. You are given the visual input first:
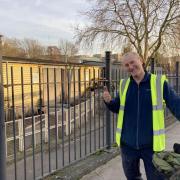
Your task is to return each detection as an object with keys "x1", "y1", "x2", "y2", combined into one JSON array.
[{"x1": 103, "y1": 86, "x2": 112, "y2": 103}]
